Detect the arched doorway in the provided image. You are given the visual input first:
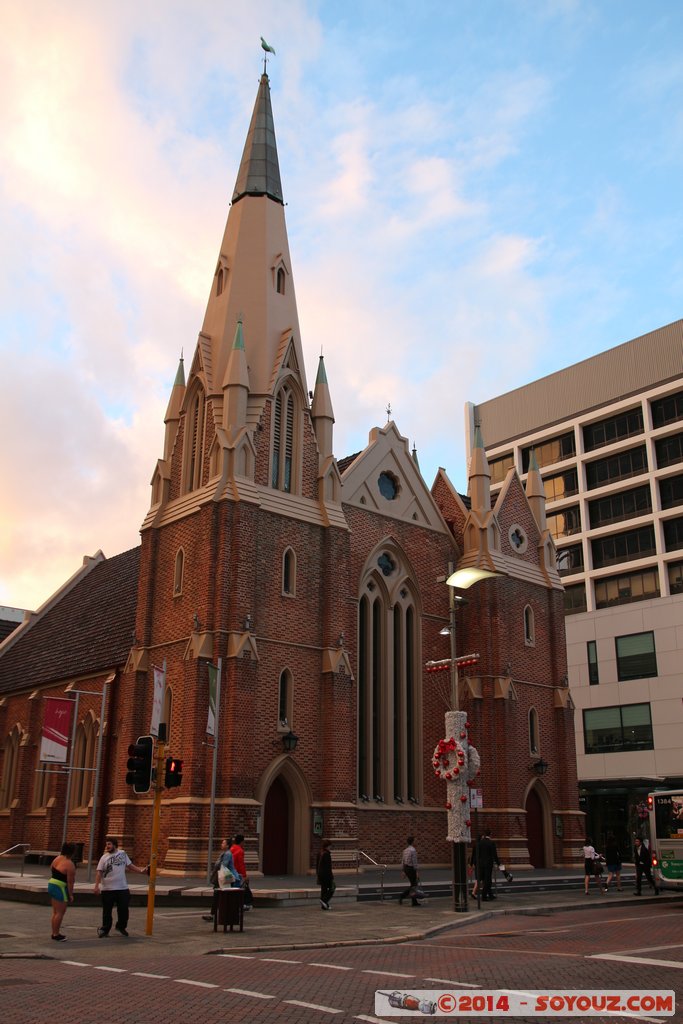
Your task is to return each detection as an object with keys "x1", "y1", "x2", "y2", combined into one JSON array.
[
  {"x1": 526, "y1": 786, "x2": 546, "y2": 867},
  {"x1": 256, "y1": 755, "x2": 312, "y2": 876},
  {"x1": 262, "y1": 776, "x2": 290, "y2": 874}
]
